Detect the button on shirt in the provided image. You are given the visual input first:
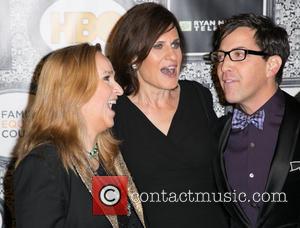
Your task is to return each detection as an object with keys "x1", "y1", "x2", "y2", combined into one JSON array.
[{"x1": 224, "y1": 89, "x2": 285, "y2": 227}]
